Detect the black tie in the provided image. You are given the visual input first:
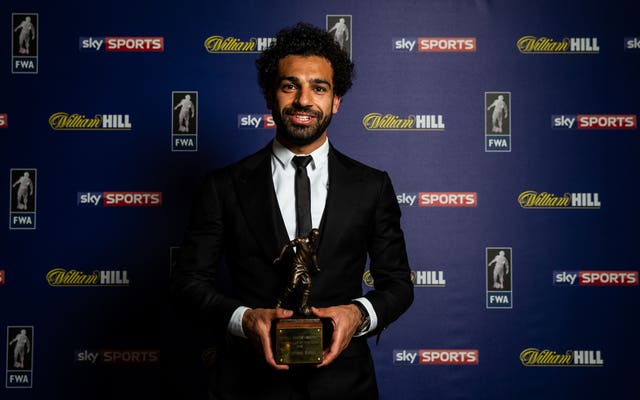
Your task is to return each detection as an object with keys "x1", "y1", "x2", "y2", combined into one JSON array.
[{"x1": 292, "y1": 155, "x2": 313, "y2": 238}]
